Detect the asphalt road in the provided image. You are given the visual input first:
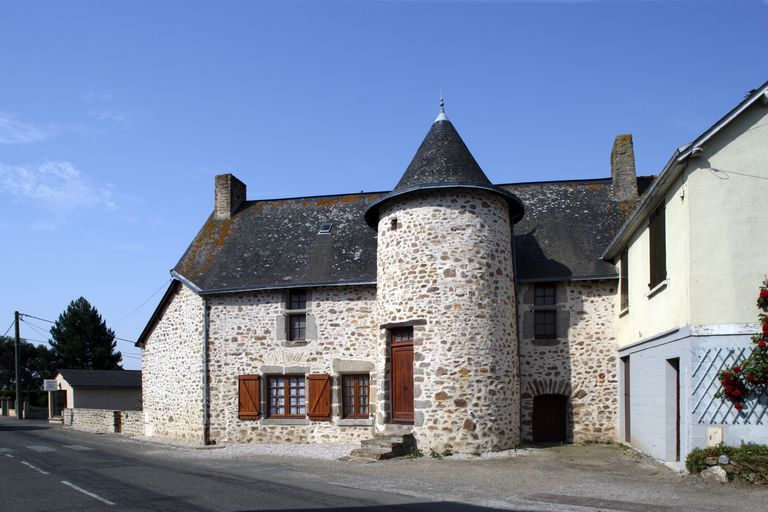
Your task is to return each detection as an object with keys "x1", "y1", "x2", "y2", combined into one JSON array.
[{"x1": 0, "y1": 418, "x2": 507, "y2": 512}]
